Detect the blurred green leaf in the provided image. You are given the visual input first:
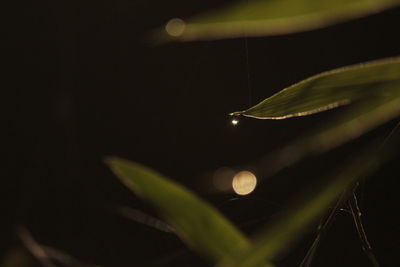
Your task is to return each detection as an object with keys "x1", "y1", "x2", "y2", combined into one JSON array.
[
  {"x1": 231, "y1": 58, "x2": 400, "y2": 176},
  {"x1": 218, "y1": 147, "x2": 389, "y2": 267},
  {"x1": 161, "y1": 0, "x2": 400, "y2": 41},
  {"x1": 105, "y1": 158, "x2": 263, "y2": 264}
]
